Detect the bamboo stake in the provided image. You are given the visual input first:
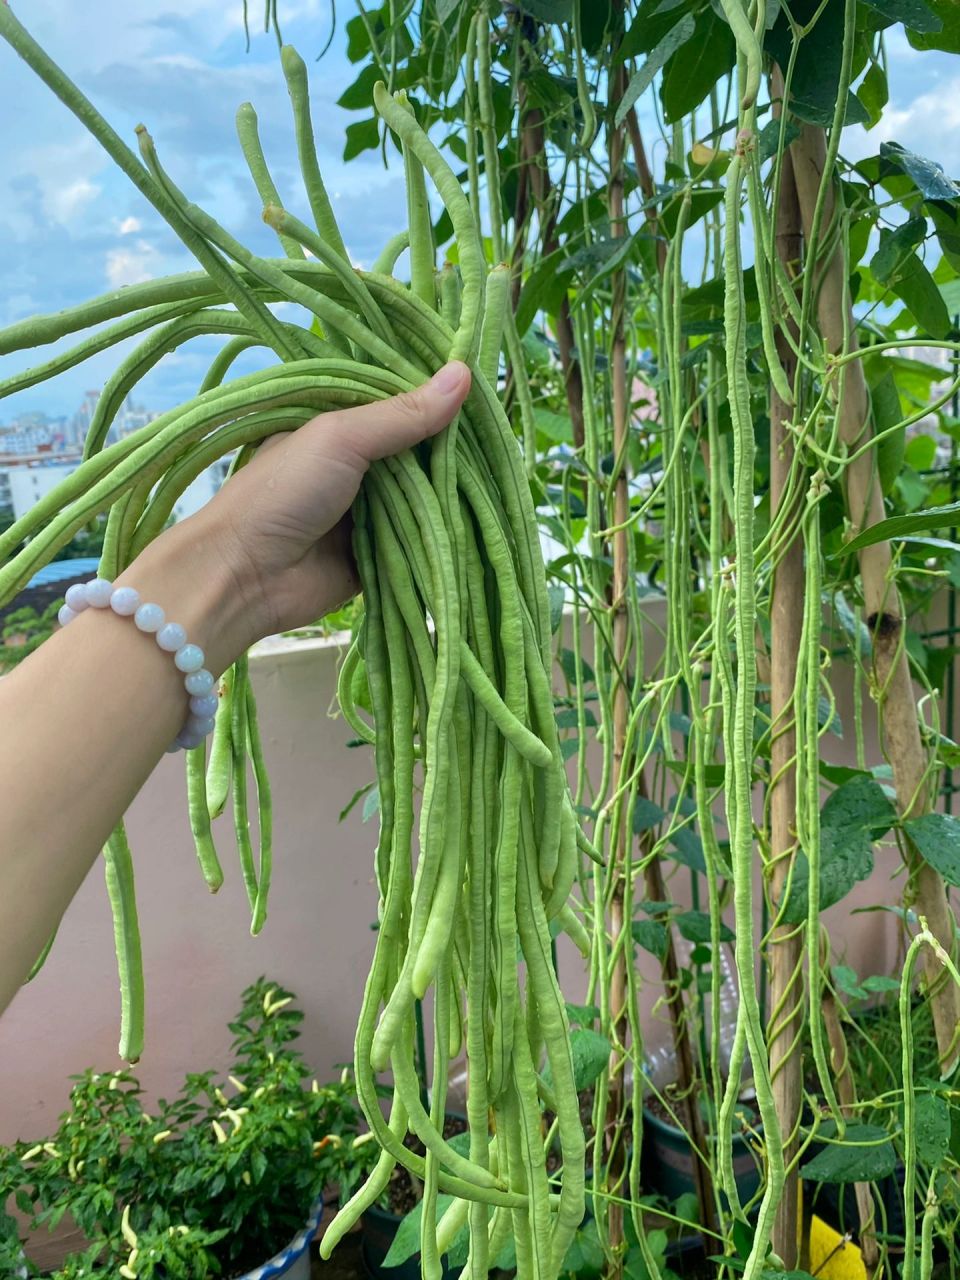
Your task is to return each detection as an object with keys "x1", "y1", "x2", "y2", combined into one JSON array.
[
  {"x1": 767, "y1": 145, "x2": 805, "y2": 1269},
  {"x1": 606, "y1": 19, "x2": 630, "y2": 1275},
  {"x1": 791, "y1": 124, "x2": 960, "y2": 1075}
]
